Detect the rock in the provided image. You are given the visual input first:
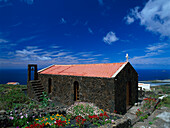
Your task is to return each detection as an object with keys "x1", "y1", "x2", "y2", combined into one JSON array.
[{"x1": 0, "y1": 110, "x2": 6, "y2": 115}]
